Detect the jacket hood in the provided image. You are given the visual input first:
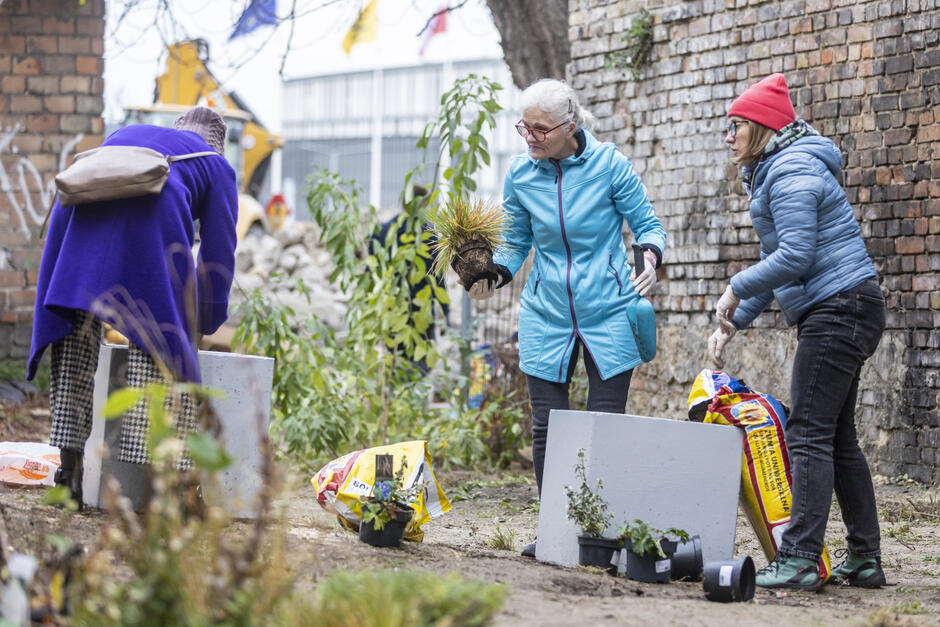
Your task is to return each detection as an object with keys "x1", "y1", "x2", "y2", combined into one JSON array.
[
  {"x1": 527, "y1": 128, "x2": 600, "y2": 170},
  {"x1": 774, "y1": 135, "x2": 844, "y2": 177}
]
